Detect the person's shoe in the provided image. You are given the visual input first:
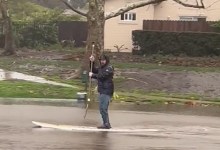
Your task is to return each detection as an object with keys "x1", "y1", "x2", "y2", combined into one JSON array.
[
  {"x1": 104, "y1": 123, "x2": 111, "y2": 129},
  {"x1": 97, "y1": 124, "x2": 111, "y2": 129}
]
